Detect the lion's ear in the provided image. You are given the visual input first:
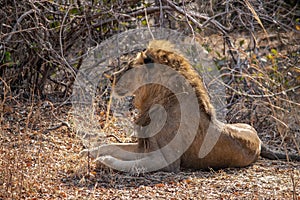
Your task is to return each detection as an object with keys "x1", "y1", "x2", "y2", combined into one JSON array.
[
  {"x1": 134, "y1": 52, "x2": 145, "y2": 65},
  {"x1": 134, "y1": 52, "x2": 153, "y2": 65}
]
